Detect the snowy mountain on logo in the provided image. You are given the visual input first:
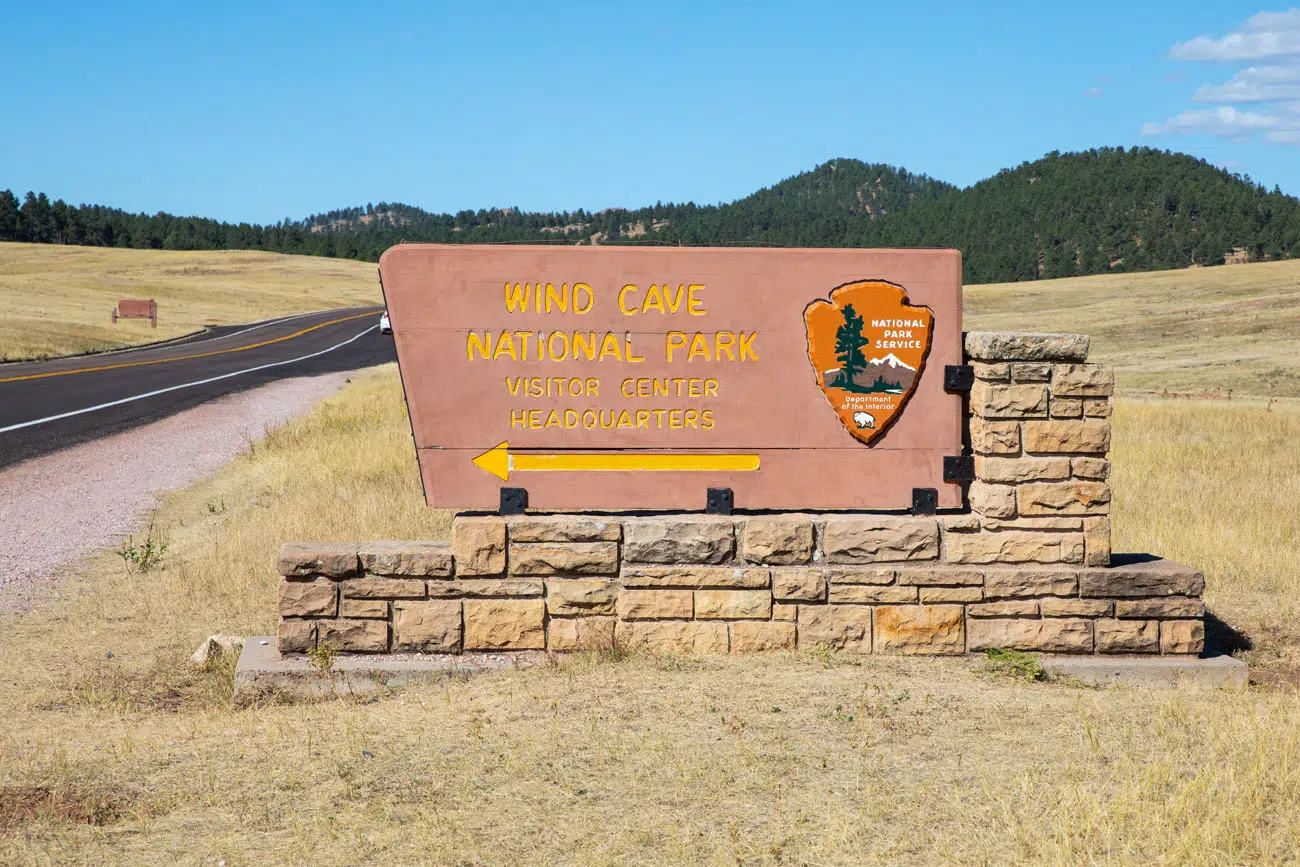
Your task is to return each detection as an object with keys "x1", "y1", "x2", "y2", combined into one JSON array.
[
  {"x1": 865, "y1": 353, "x2": 916, "y2": 371},
  {"x1": 822, "y1": 352, "x2": 919, "y2": 393}
]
